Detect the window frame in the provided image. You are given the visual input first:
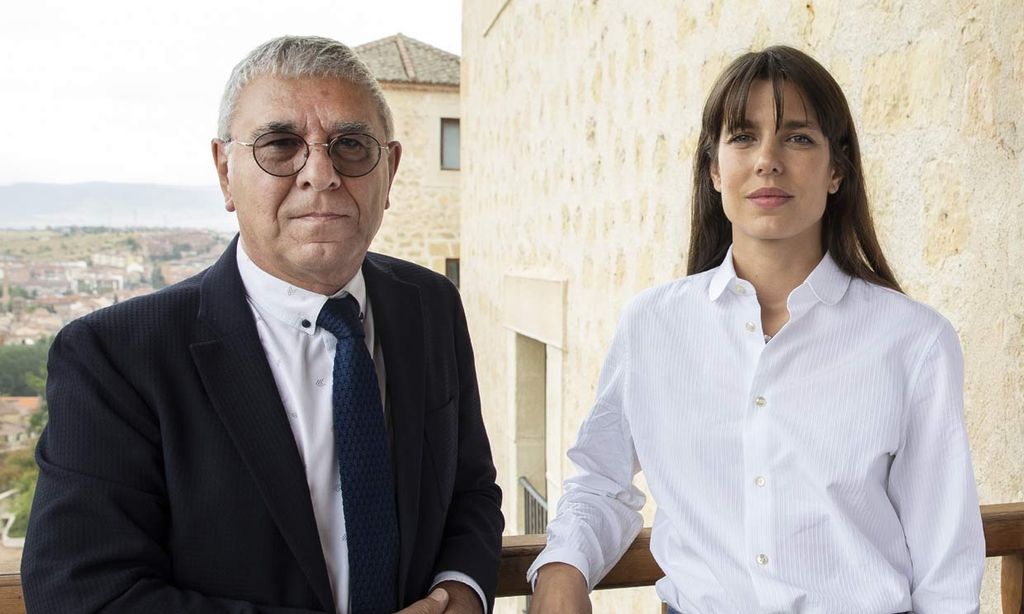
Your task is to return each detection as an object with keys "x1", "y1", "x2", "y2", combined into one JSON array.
[{"x1": 440, "y1": 117, "x2": 460, "y2": 171}]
